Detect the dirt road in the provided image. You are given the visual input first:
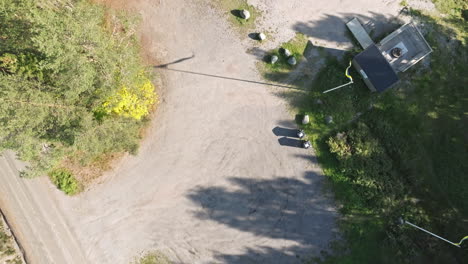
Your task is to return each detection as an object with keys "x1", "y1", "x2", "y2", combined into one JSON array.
[
  {"x1": 0, "y1": 0, "x2": 401, "y2": 263},
  {"x1": 0, "y1": 151, "x2": 87, "y2": 264}
]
